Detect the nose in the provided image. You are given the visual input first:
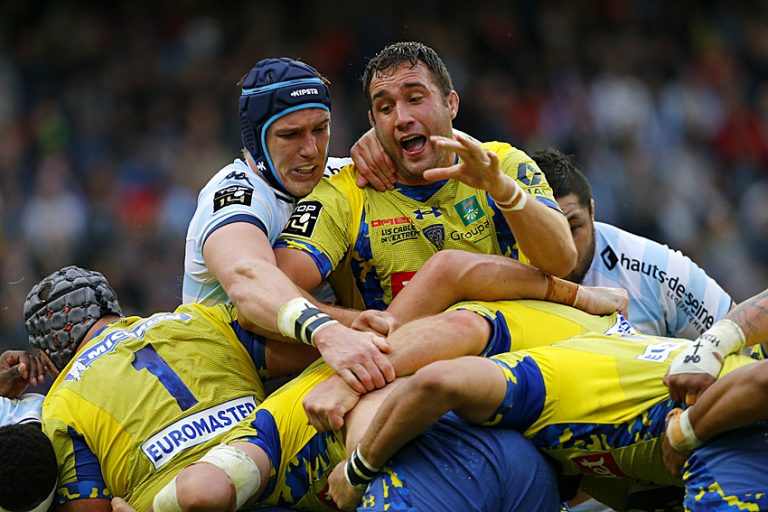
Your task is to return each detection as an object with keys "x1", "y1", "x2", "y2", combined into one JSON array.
[
  {"x1": 393, "y1": 102, "x2": 415, "y2": 132},
  {"x1": 297, "y1": 131, "x2": 320, "y2": 158}
]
